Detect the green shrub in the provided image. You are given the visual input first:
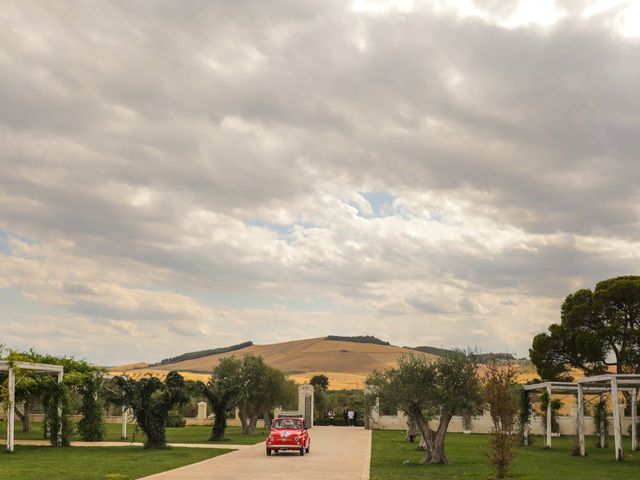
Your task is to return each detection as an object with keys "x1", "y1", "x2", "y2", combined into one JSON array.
[
  {"x1": 111, "y1": 371, "x2": 188, "y2": 449},
  {"x1": 167, "y1": 409, "x2": 186, "y2": 428}
]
